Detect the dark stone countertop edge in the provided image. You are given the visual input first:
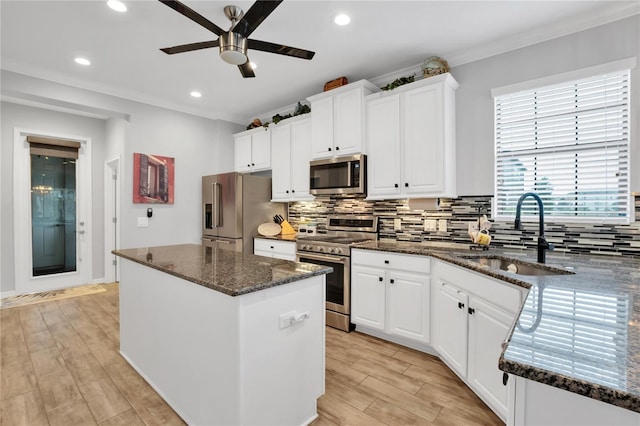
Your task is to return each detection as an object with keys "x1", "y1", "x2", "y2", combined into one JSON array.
[
  {"x1": 351, "y1": 241, "x2": 640, "y2": 414},
  {"x1": 113, "y1": 249, "x2": 332, "y2": 297}
]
